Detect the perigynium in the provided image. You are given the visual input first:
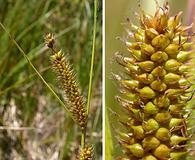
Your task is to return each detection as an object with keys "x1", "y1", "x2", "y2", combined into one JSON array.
[{"x1": 114, "y1": 2, "x2": 194, "y2": 160}]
